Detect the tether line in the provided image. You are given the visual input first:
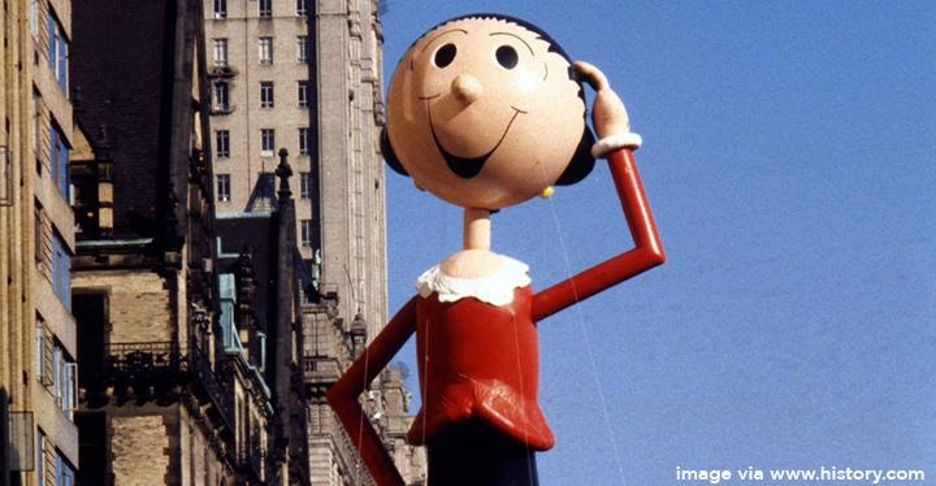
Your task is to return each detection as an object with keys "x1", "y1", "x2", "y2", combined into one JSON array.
[{"x1": 542, "y1": 163, "x2": 628, "y2": 486}]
